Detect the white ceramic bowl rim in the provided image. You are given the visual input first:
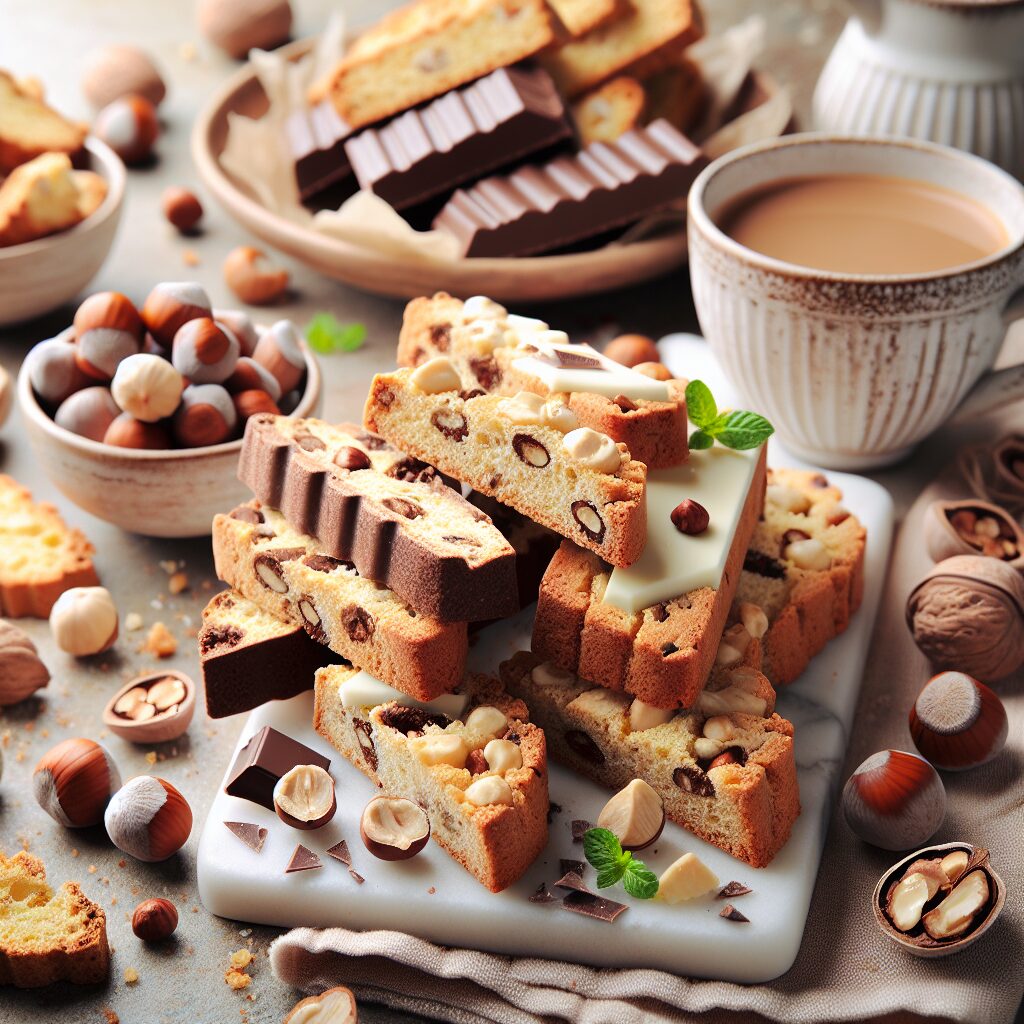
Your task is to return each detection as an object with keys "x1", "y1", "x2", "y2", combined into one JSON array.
[
  {"x1": 688, "y1": 132, "x2": 1024, "y2": 285},
  {"x1": 0, "y1": 137, "x2": 126, "y2": 260}
]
